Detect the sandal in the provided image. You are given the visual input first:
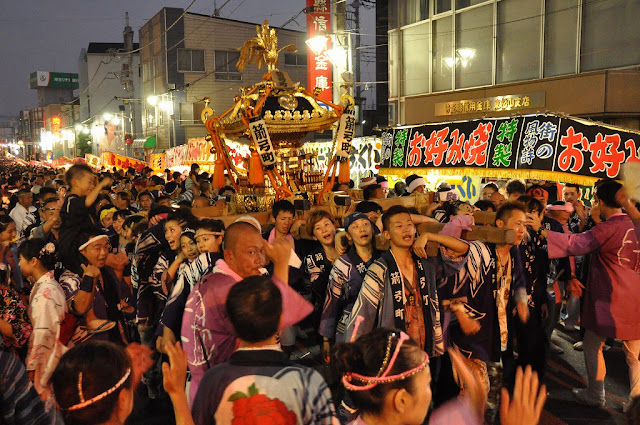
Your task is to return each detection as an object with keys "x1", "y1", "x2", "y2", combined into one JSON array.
[{"x1": 87, "y1": 320, "x2": 116, "y2": 334}]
